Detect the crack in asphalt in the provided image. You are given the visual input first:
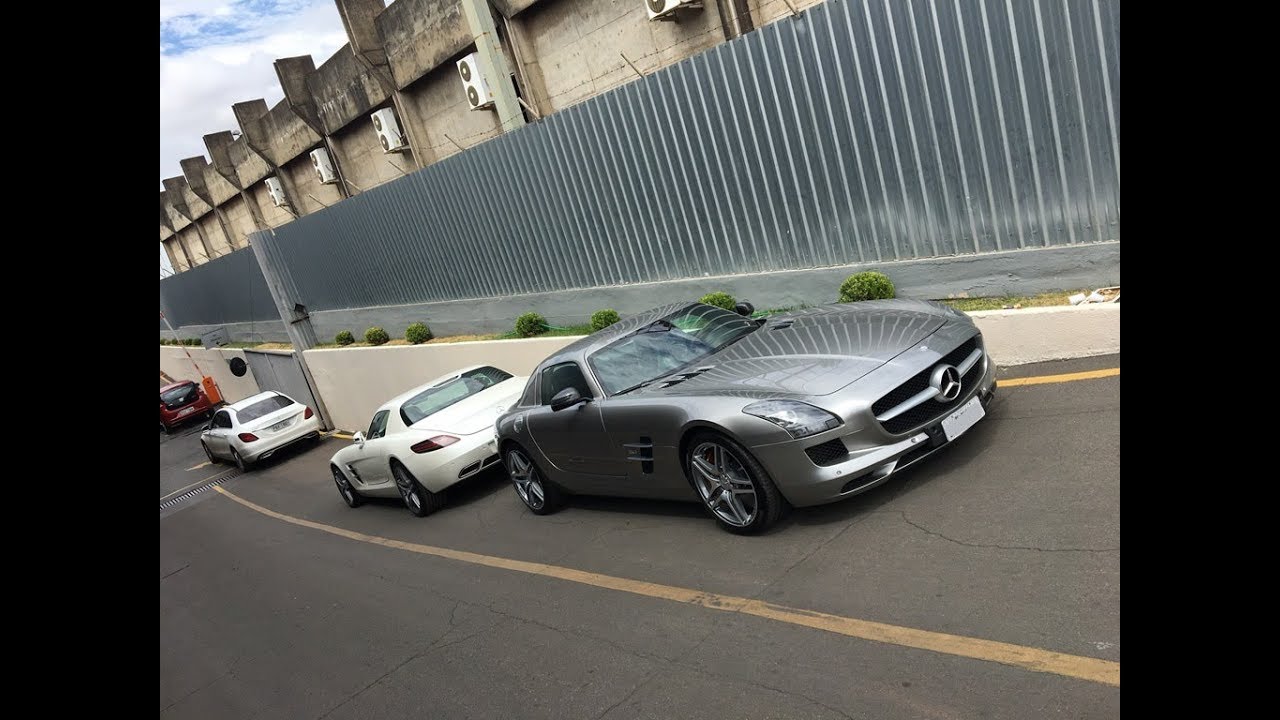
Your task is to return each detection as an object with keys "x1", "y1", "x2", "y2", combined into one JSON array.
[
  {"x1": 161, "y1": 564, "x2": 189, "y2": 580},
  {"x1": 890, "y1": 511, "x2": 1120, "y2": 553}
]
